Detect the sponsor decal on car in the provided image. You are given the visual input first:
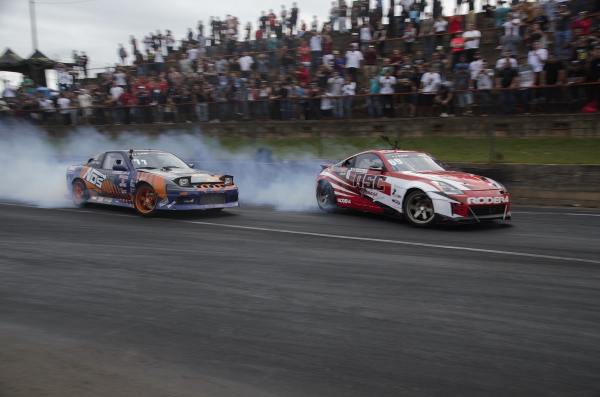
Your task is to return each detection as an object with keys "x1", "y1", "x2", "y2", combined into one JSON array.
[
  {"x1": 104, "y1": 198, "x2": 112, "y2": 203},
  {"x1": 119, "y1": 182, "x2": 127, "y2": 188},
  {"x1": 118, "y1": 174, "x2": 128, "y2": 179},
  {"x1": 387, "y1": 158, "x2": 403, "y2": 166},
  {"x1": 67, "y1": 166, "x2": 76, "y2": 171},
  {"x1": 97, "y1": 197, "x2": 103, "y2": 202},
  {"x1": 82, "y1": 168, "x2": 107, "y2": 188},
  {"x1": 392, "y1": 198, "x2": 402, "y2": 205},
  {"x1": 350, "y1": 174, "x2": 386, "y2": 191},
  {"x1": 158, "y1": 198, "x2": 169, "y2": 207},
  {"x1": 338, "y1": 198, "x2": 352, "y2": 204},
  {"x1": 167, "y1": 201, "x2": 176, "y2": 209},
  {"x1": 467, "y1": 196, "x2": 509, "y2": 204}
]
